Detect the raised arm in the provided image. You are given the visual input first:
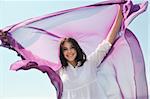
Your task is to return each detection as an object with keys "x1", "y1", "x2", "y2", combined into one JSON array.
[
  {"x1": 106, "y1": 5, "x2": 123, "y2": 44},
  {"x1": 88, "y1": 5, "x2": 123, "y2": 68}
]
